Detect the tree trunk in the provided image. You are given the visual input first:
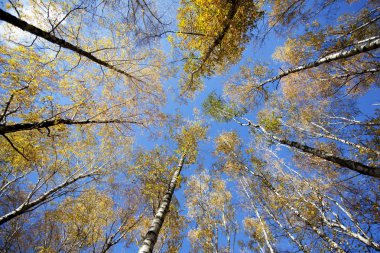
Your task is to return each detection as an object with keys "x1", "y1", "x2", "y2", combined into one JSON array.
[
  {"x1": 138, "y1": 154, "x2": 186, "y2": 253},
  {"x1": 0, "y1": 118, "x2": 141, "y2": 135},
  {"x1": 256, "y1": 38, "x2": 380, "y2": 89},
  {"x1": 262, "y1": 203, "x2": 309, "y2": 253},
  {"x1": 0, "y1": 9, "x2": 139, "y2": 81},
  {"x1": 0, "y1": 171, "x2": 98, "y2": 226},
  {"x1": 240, "y1": 177, "x2": 275, "y2": 253},
  {"x1": 247, "y1": 121, "x2": 380, "y2": 178},
  {"x1": 248, "y1": 172, "x2": 346, "y2": 252}
]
